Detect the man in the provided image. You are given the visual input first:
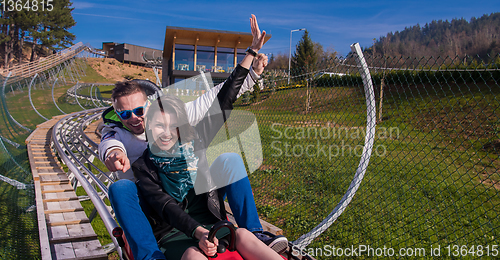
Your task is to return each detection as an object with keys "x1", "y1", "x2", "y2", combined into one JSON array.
[{"x1": 99, "y1": 14, "x2": 288, "y2": 260}]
